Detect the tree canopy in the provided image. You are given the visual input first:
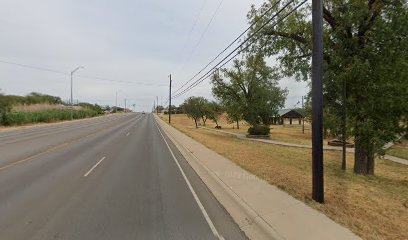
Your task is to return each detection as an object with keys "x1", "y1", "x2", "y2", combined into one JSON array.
[
  {"x1": 182, "y1": 96, "x2": 208, "y2": 128},
  {"x1": 211, "y1": 54, "x2": 287, "y2": 127},
  {"x1": 248, "y1": 0, "x2": 408, "y2": 175}
]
